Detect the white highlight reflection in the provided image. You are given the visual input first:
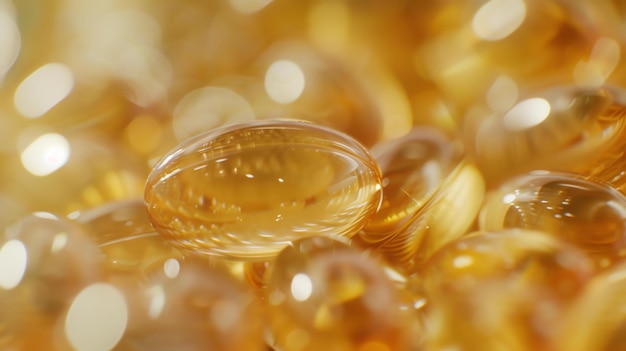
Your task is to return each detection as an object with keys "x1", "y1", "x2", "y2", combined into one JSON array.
[
  {"x1": 147, "y1": 284, "x2": 166, "y2": 319},
  {"x1": 65, "y1": 283, "x2": 128, "y2": 351},
  {"x1": 265, "y1": 60, "x2": 306, "y2": 104},
  {"x1": 472, "y1": 0, "x2": 526, "y2": 41},
  {"x1": 503, "y1": 97, "x2": 551, "y2": 131},
  {"x1": 163, "y1": 258, "x2": 180, "y2": 278},
  {"x1": 14, "y1": 63, "x2": 74, "y2": 118},
  {"x1": 290, "y1": 273, "x2": 313, "y2": 301},
  {"x1": 0, "y1": 240, "x2": 27, "y2": 290},
  {"x1": 20, "y1": 133, "x2": 70, "y2": 177}
]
